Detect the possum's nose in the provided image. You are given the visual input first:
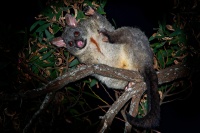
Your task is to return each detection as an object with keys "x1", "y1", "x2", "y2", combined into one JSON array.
[{"x1": 74, "y1": 31, "x2": 80, "y2": 37}]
